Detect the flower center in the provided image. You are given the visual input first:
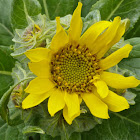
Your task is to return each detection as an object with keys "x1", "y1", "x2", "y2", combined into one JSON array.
[{"x1": 51, "y1": 45, "x2": 101, "y2": 93}]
